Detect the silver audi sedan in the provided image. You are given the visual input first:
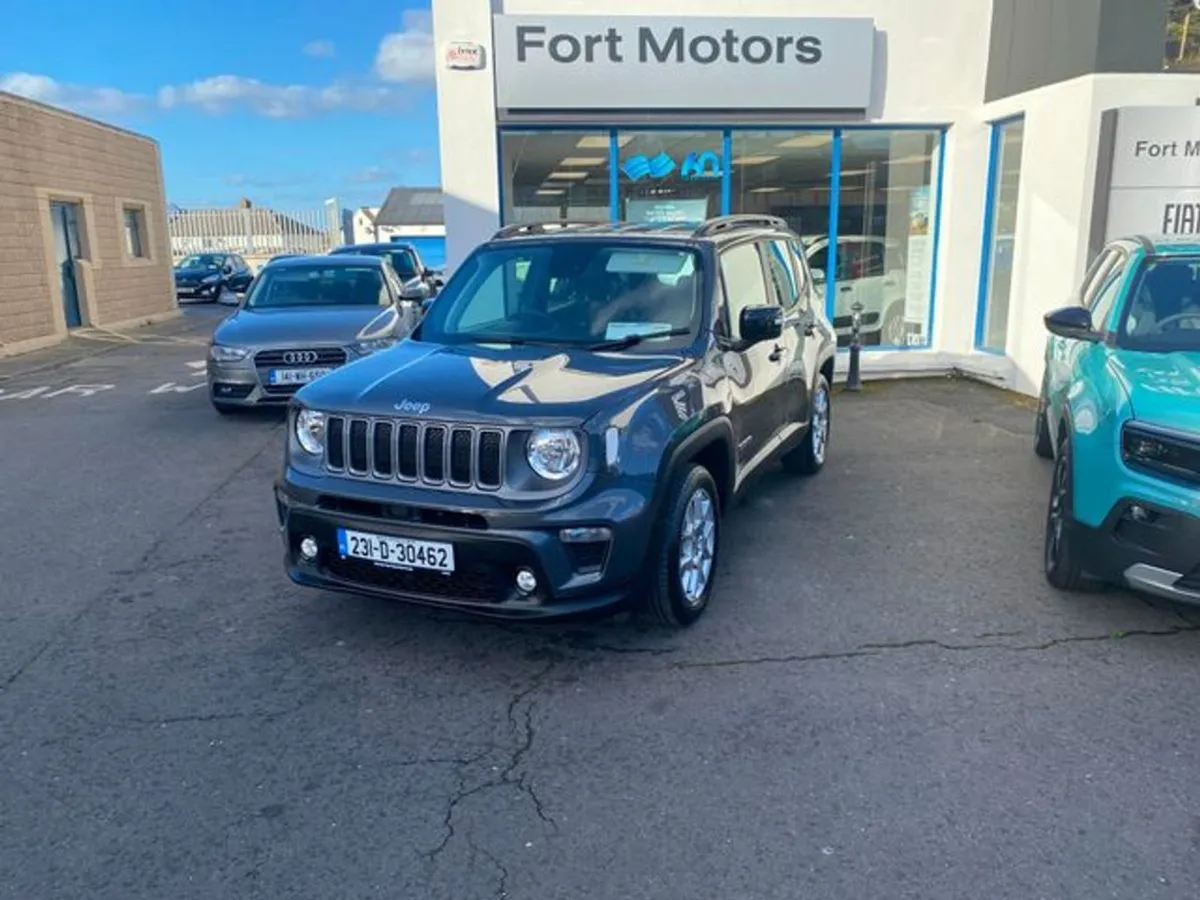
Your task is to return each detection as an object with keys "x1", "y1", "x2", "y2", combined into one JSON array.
[{"x1": 206, "y1": 255, "x2": 424, "y2": 414}]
